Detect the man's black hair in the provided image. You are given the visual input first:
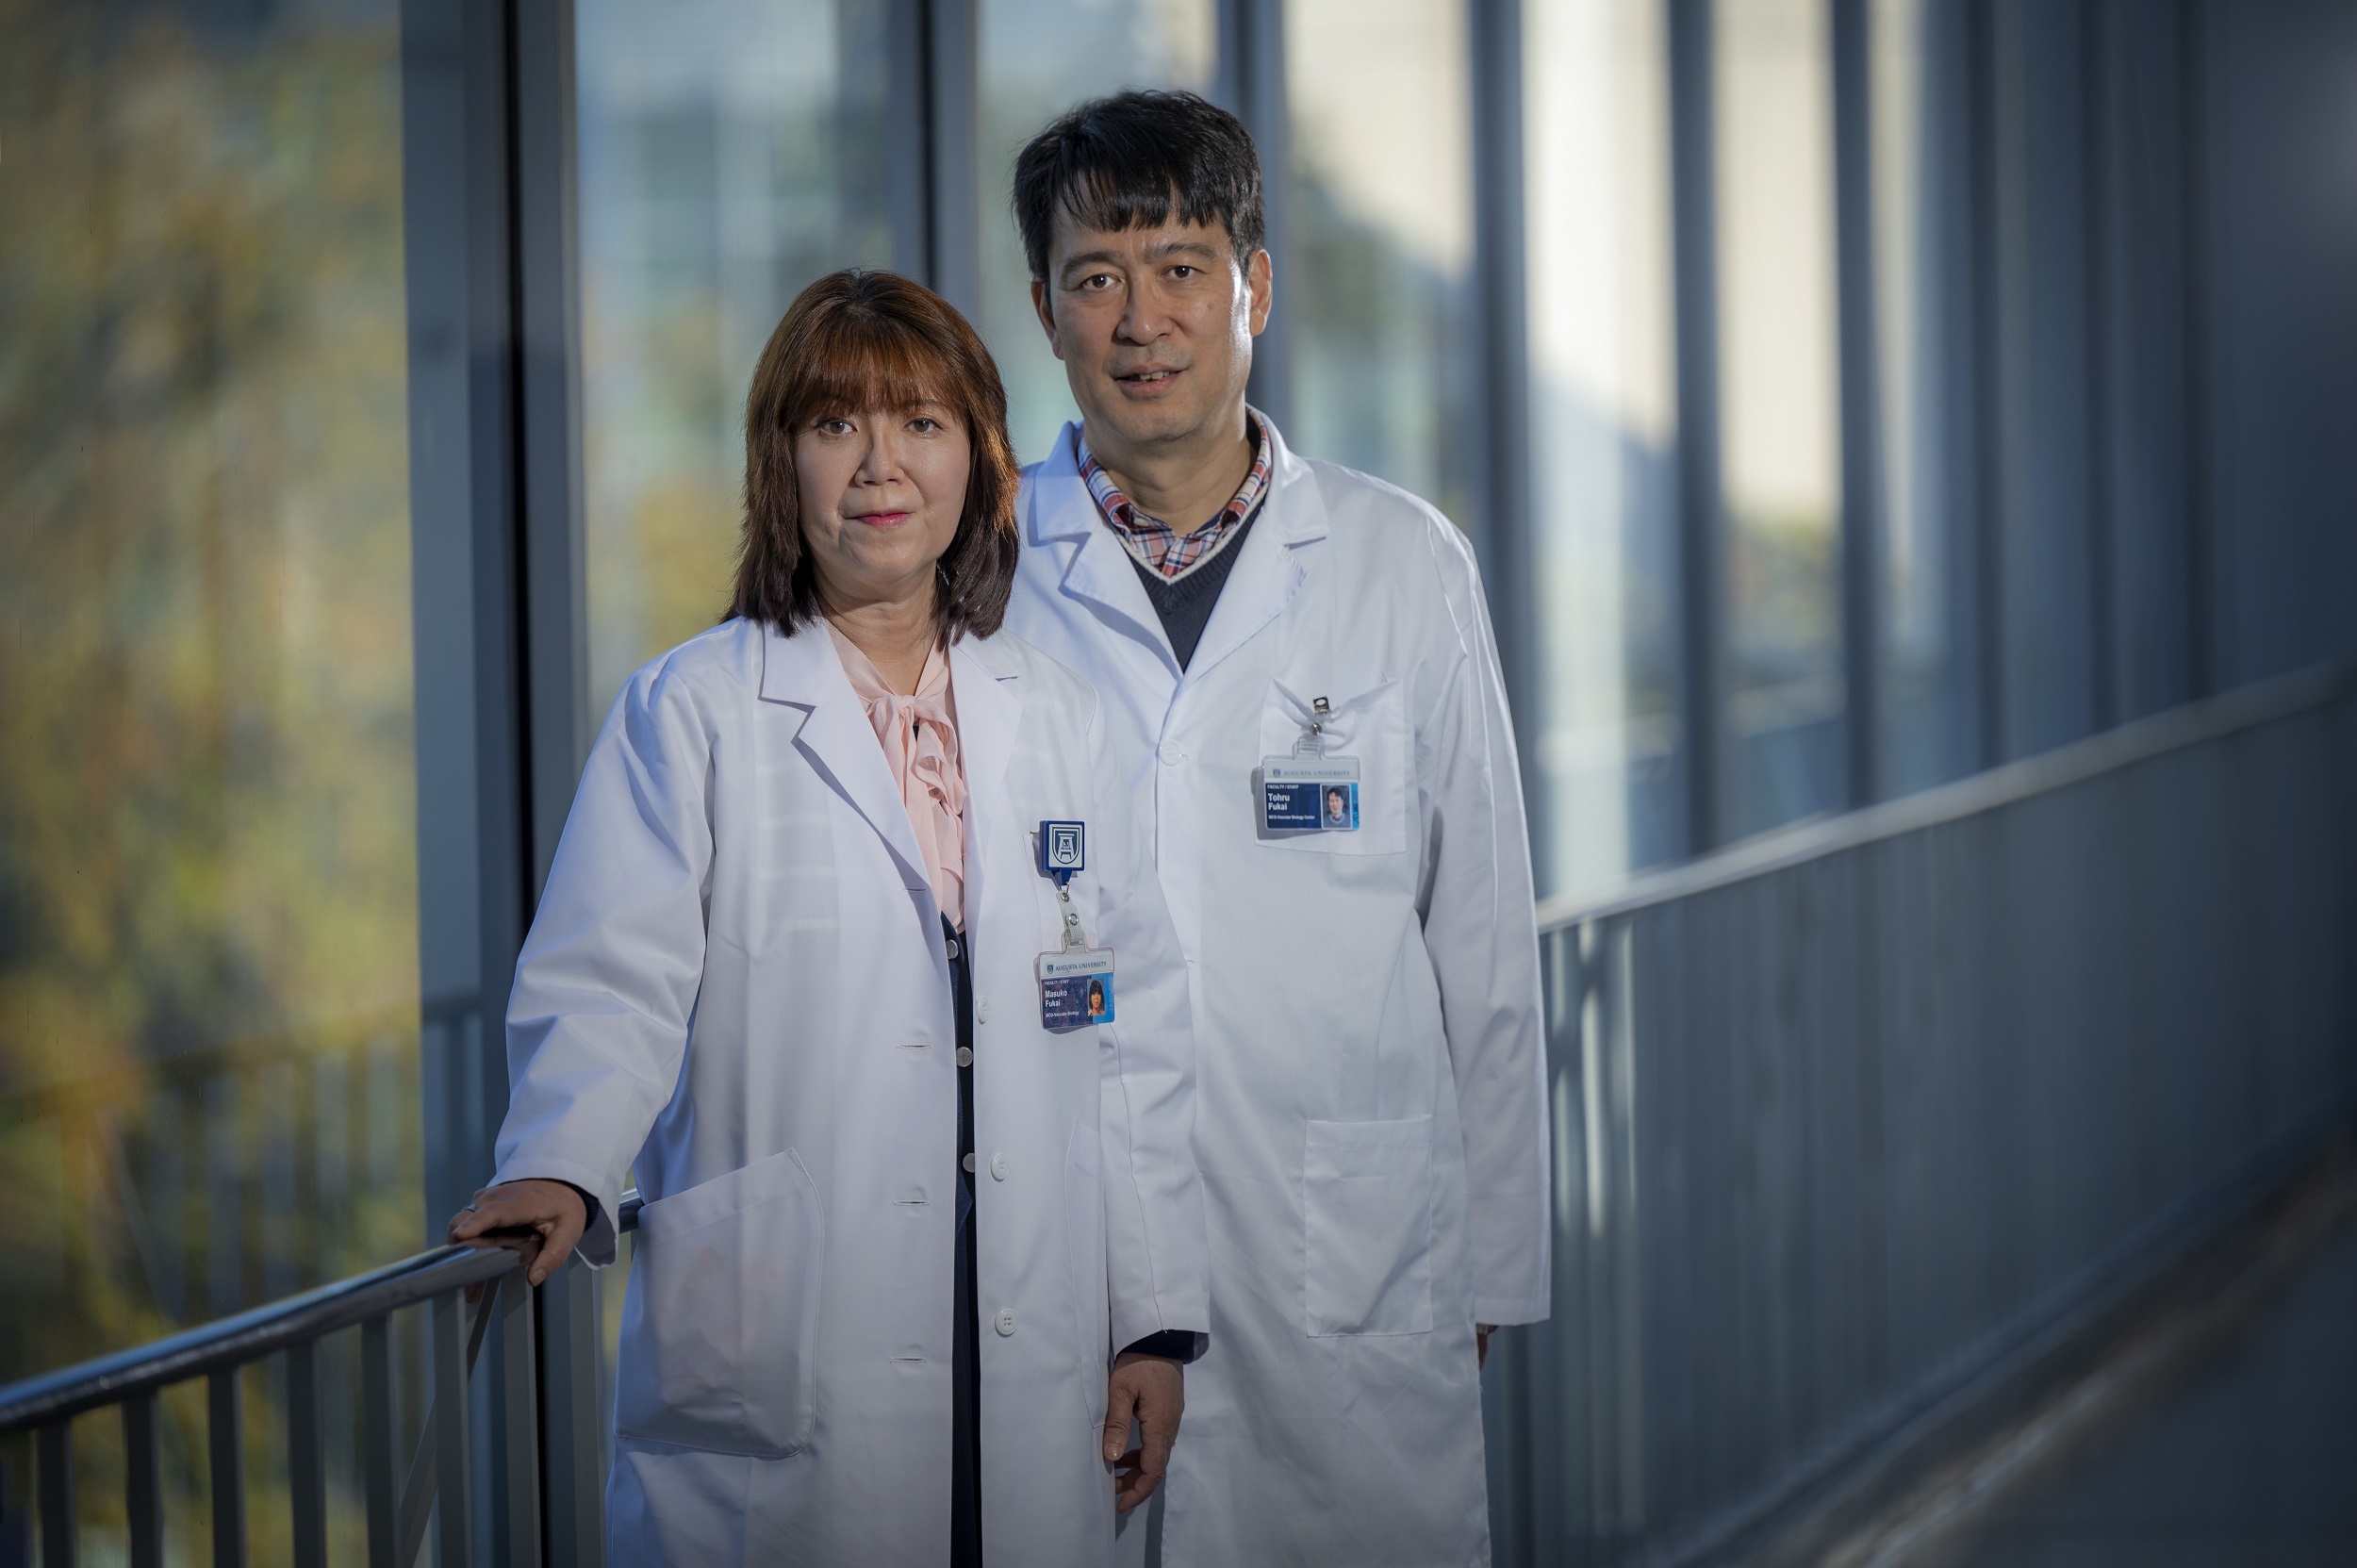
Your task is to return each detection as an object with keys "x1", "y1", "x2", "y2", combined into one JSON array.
[{"x1": 1012, "y1": 90, "x2": 1265, "y2": 282}]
